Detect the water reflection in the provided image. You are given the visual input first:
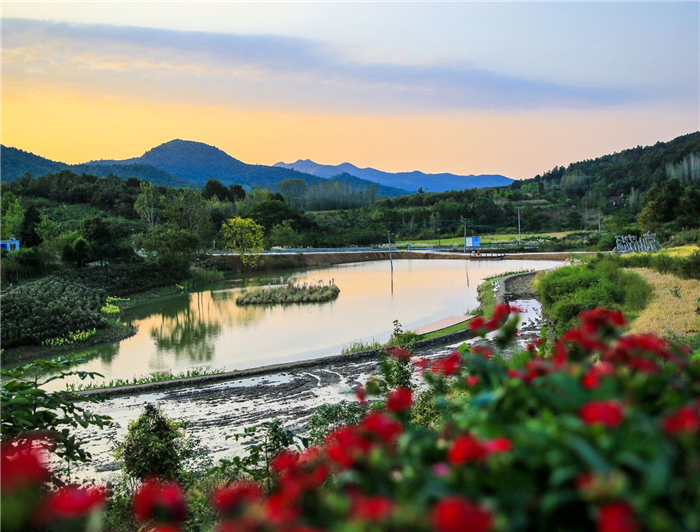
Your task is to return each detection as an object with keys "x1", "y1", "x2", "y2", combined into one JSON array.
[{"x1": 47, "y1": 259, "x2": 562, "y2": 390}]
